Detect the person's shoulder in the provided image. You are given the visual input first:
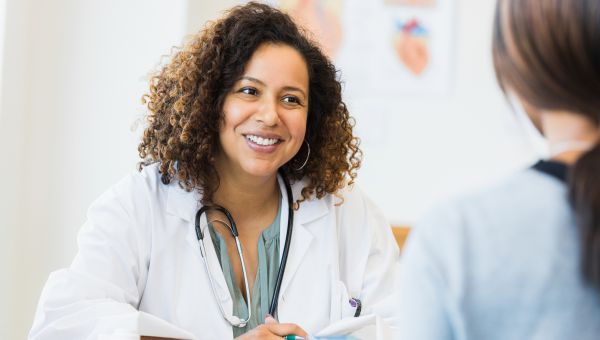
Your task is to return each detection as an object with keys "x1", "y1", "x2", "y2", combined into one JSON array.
[
  {"x1": 329, "y1": 181, "x2": 387, "y2": 228},
  {"x1": 454, "y1": 167, "x2": 567, "y2": 222},
  {"x1": 290, "y1": 177, "x2": 390, "y2": 229},
  {"x1": 114, "y1": 162, "x2": 165, "y2": 193},
  {"x1": 291, "y1": 179, "x2": 378, "y2": 217},
  {"x1": 93, "y1": 162, "x2": 169, "y2": 211},
  {"x1": 336, "y1": 181, "x2": 373, "y2": 209},
  {"x1": 415, "y1": 167, "x2": 568, "y2": 243},
  {"x1": 301, "y1": 179, "x2": 374, "y2": 211}
]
